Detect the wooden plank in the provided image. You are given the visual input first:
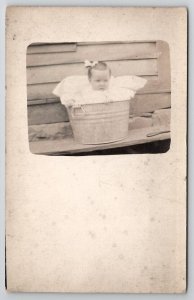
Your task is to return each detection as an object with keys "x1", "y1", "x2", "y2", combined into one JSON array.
[
  {"x1": 27, "y1": 92, "x2": 171, "y2": 125},
  {"x1": 27, "y1": 42, "x2": 157, "y2": 67},
  {"x1": 29, "y1": 126, "x2": 170, "y2": 155},
  {"x1": 28, "y1": 103, "x2": 69, "y2": 125},
  {"x1": 28, "y1": 97, "x2": 60, "y2": 105},
  {"x1": 27, "y1": 43, "x2": 77, "y2": 54},
  {"x1": 130, "y1": 93, "x2": 171, "y2": 115},
  {"x1": 27, "y1": 83, "x2": 60, "y2": 100},
  {"x1": 156, "y1": 40, "x2": 171, "y2": 87},
  {"x1": 27, "y1": 53, "x2": 159, "y2": 67},
  {"x1": 27, "y1": 59, "x2": 158, "y2": 84},
  {"x1": 27, "y1": 76, "x2": 158, "y2": 100},
  {"x1": 138, "y1": 78, "x2": 171, "y2": 94},
  {"x1": 27, "y1": 99, "x2": 47, "y2": 105}
]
